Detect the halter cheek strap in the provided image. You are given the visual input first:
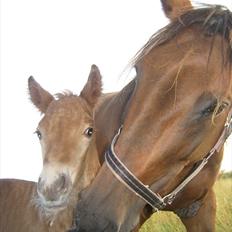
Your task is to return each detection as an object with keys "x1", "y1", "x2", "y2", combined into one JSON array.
[
  {"x1": 105, "y1": 108, "x2": 232, "y2": 211},
  {"x1": 105, "y1": 126, "x2": 165, "y2": 210}
]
